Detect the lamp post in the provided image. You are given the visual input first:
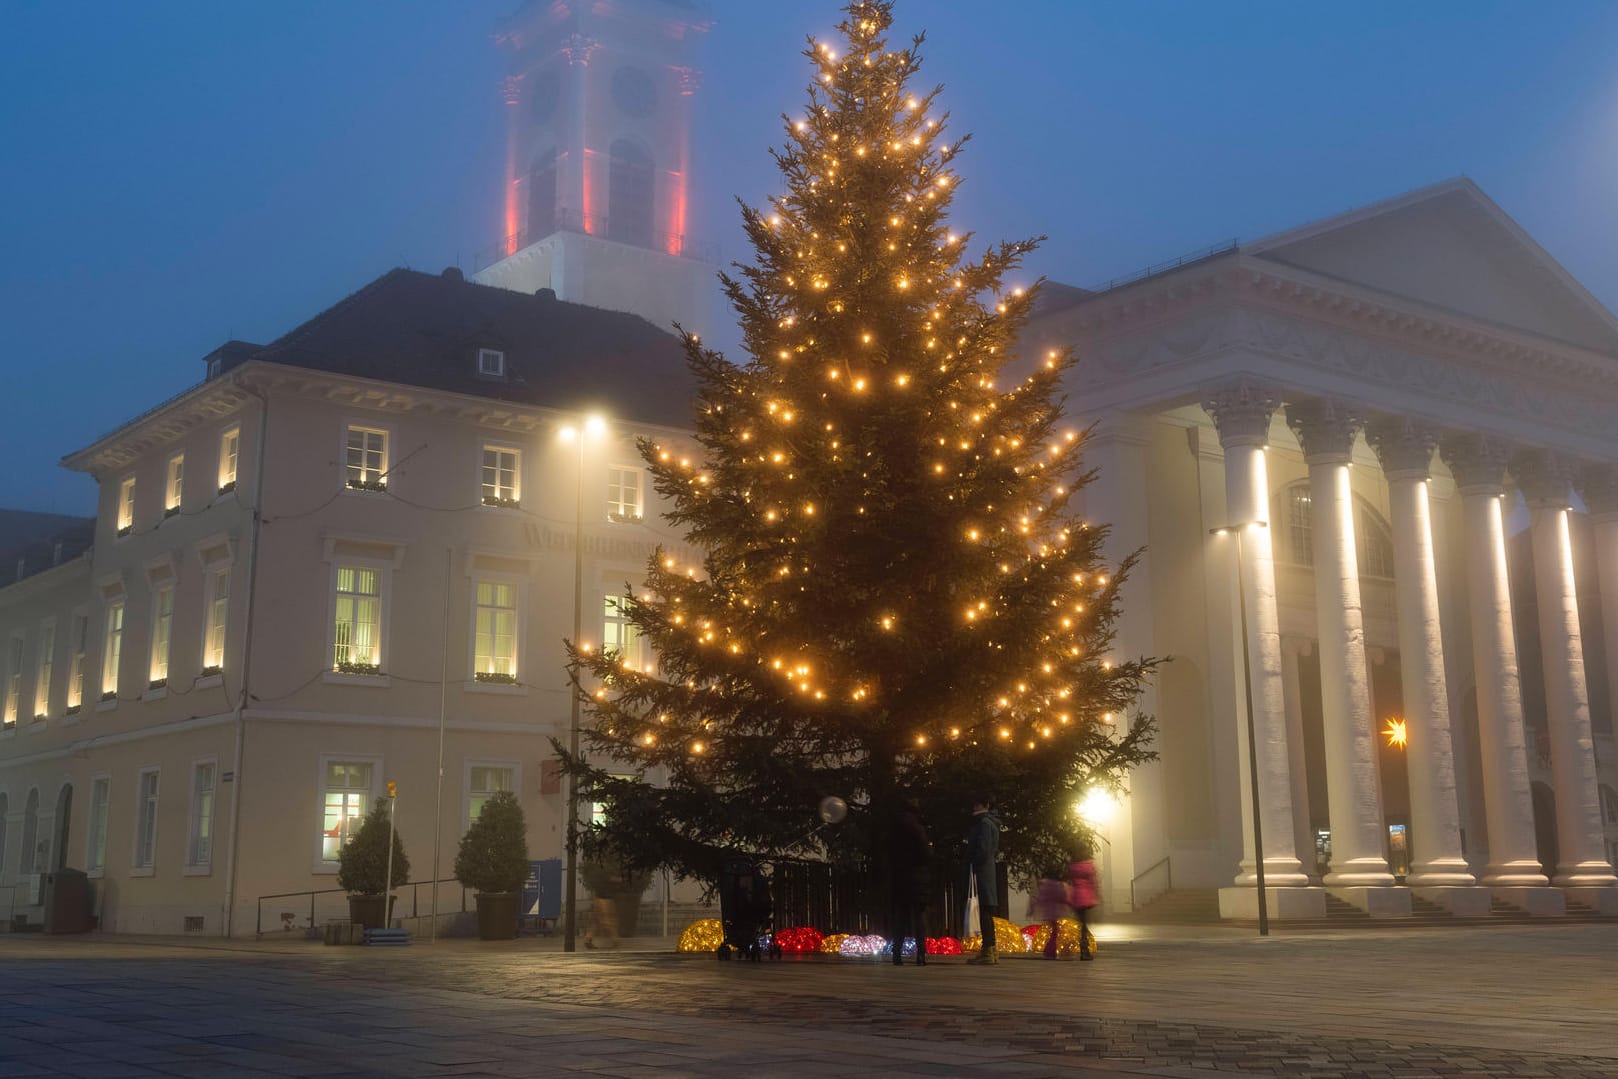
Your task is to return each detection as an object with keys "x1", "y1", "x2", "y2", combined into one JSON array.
[
  {"x1": 560, "y1": 414, "x2": 606, "y2": 952},
  {"x1": 1211, "y1": 521, "x2": 1270, "y2": 937}
]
